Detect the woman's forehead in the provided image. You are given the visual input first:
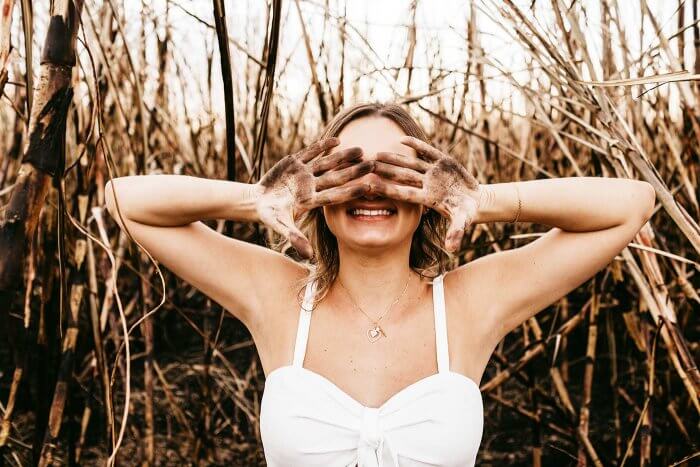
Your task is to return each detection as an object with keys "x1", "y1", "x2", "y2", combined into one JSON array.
[{"x1": 332, "y1": 117, "x2": 418, "y2": 159}]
